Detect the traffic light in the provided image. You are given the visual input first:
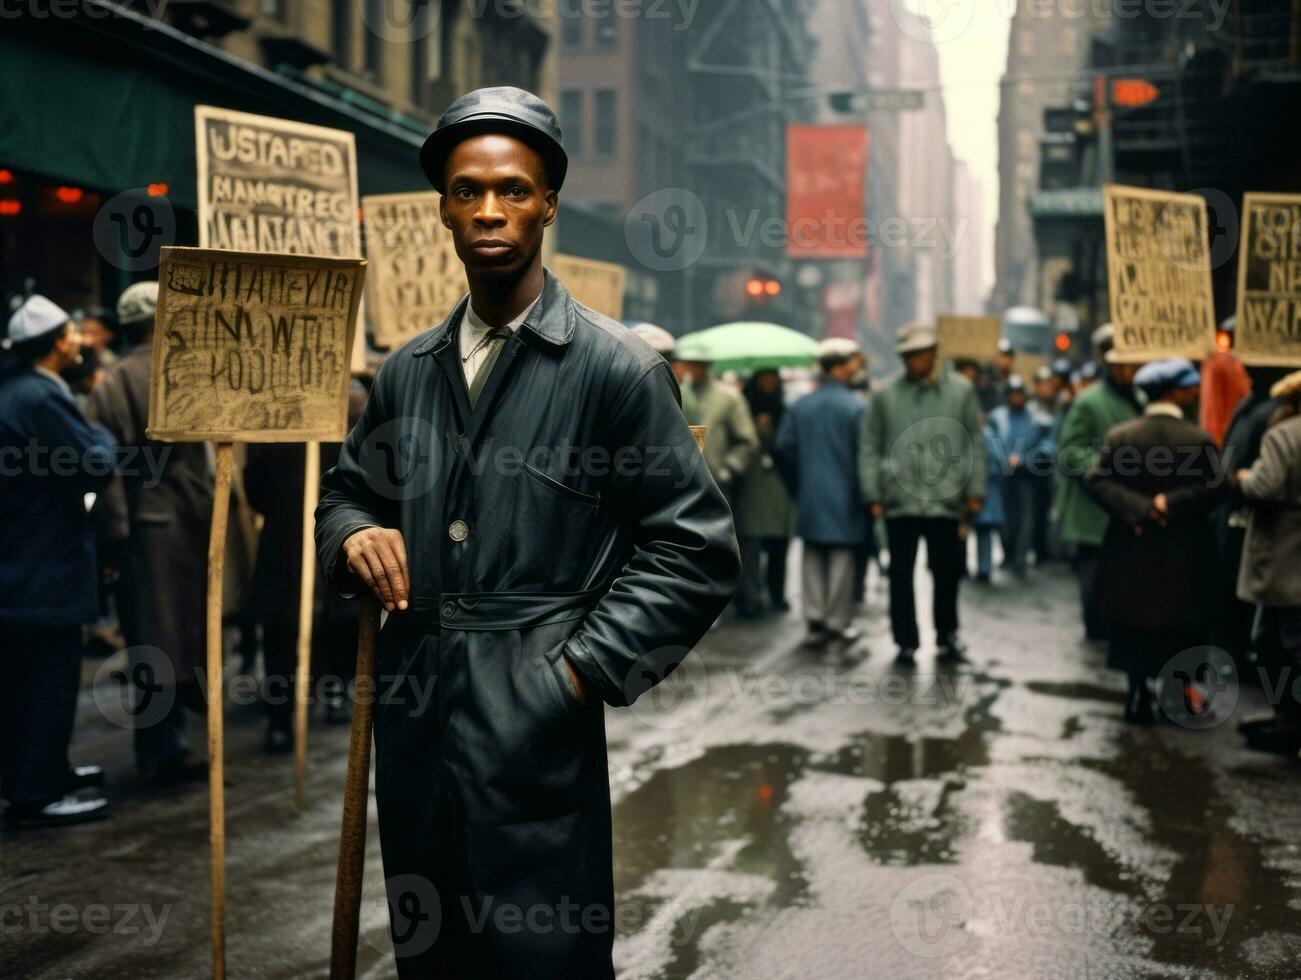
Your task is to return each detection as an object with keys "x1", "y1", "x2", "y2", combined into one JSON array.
[{"x1": 746, "y1": 277, "x2": 782, "y2": 302}]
